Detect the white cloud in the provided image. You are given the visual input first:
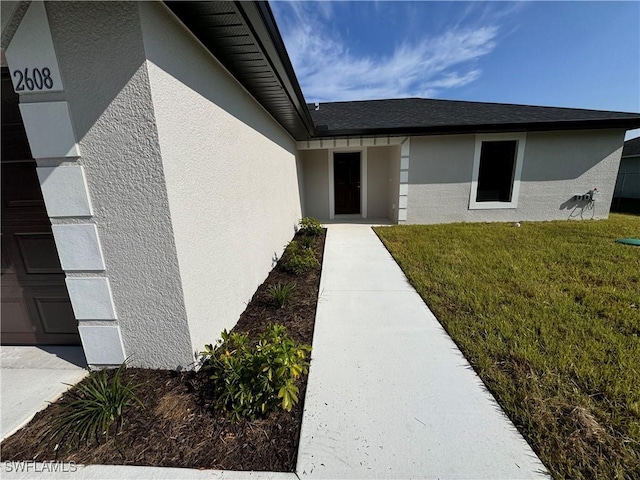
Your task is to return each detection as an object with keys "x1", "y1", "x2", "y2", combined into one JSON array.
[{"x1": 272, "y1": 2, "x2": 501, "y2": 103}]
